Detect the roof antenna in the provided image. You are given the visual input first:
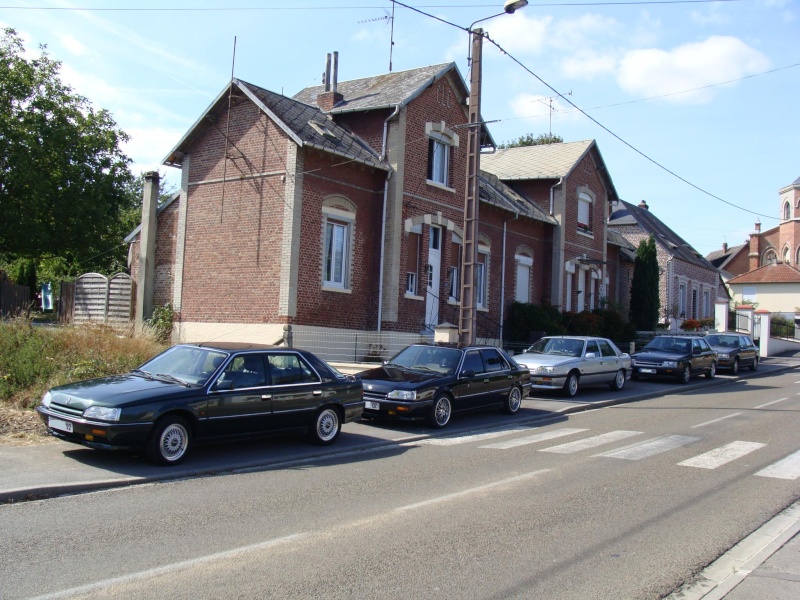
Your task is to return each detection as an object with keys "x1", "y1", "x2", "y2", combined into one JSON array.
[{"x1": 359, "y1": 4, "x2": 394, "y2": 72}]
